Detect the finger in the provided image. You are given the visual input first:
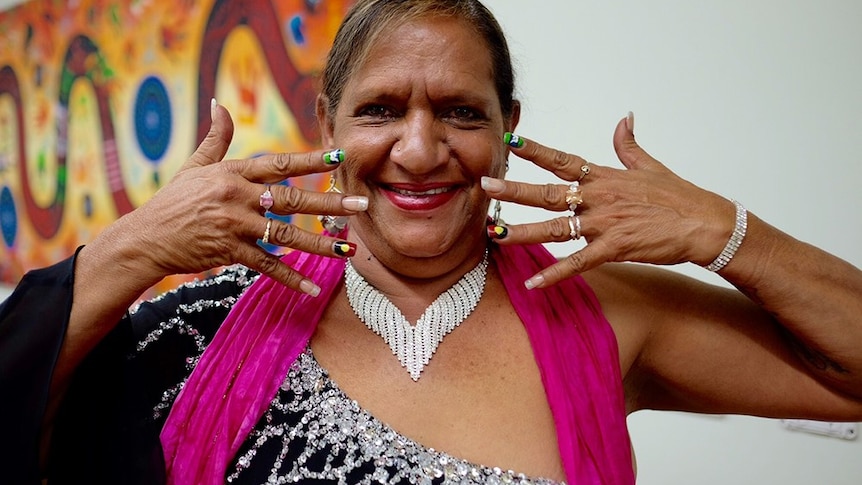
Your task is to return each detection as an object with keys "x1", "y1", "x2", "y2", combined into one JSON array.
[
  {"x1": 234, "y1": 244, "x2": 323, "y2": 296},
  {"x1": 506, "y1": 133, "x2": 590, "y2": 181},
  {"x1": 182, "y1": 99, "x2": 235, "y2": 171},
  {"x1": 256, "y1": 184, "x2": 368, "y2": 216},
  {"x1": 226, "y1": 148, "x2": 346, "y2": 184},
  {"x1": 524, "y1": 240, "x2": 612, "y2": 289},
  {"x1": 482, "y1": 177, "x2": 577, "y2": 212},
  {"x1": 611, "y1": 112, "x2": 667, "y2": 173},
  {"x1": 487, "y1": 216, "x2": 583, "y2": 245},
  {"x1": 262, "y1": 218, "x2": 358, "y2": 258}
]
